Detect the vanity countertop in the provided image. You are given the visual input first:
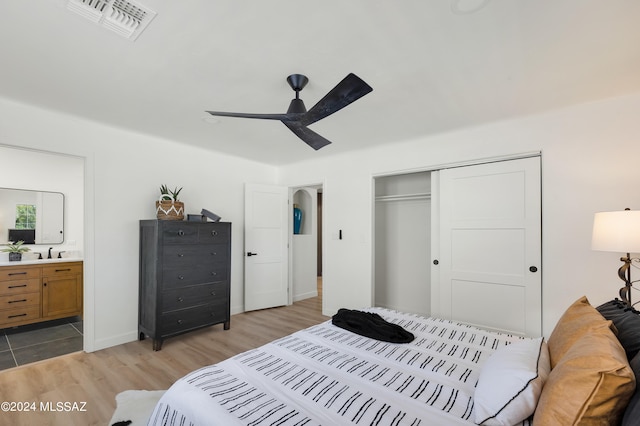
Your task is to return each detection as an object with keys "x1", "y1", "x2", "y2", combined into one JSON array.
[{"x1": 0, "y1": 257, "x2": 83, "y2": 267}]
